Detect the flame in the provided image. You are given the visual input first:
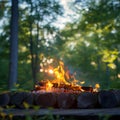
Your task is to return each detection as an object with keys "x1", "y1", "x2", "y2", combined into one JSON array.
[
  {"x1": 45, "y1": 81, "x2": 53, "y2": 92},
  {"x1": 39, "y1": 60, "x2": 83, "y2": 92},
  {"x1": 71, "y1": 79, "x2": 78, "y2": 86},
  {"x1": 38, "y1": 60, "x2": 98, "y2": 93},
  {"x1": 52, "y1": 61, "x2": 70, "y2": 86},
  {"x1": 94, "y1": 83, "x2": 100, "y2": 92},
  {"x1": 80, "y1": 81, "x2": 85, "y2": 85}
]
